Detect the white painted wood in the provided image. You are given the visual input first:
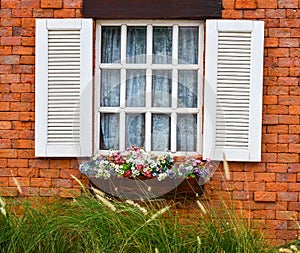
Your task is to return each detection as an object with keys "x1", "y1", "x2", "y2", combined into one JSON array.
[
  {"x1": 35, "y1": 19, "x2": 93, "y2": 157},
  {"x1": 203, "y1": 20, "x2": 264, "y2": 161}
]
